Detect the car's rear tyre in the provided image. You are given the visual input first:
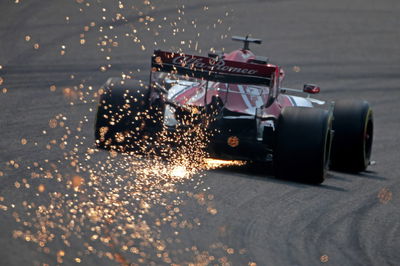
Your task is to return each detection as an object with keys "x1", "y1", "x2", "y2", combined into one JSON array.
[
  {"x1": 274, "y1": 107, "x2": 332, "y2": 184},
  {"x1": 95, "y1": 78, "x2": 152, "y2": 152},
  {"x1": 330, "y1": 100, "x2": 373, "y2": 172}
]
